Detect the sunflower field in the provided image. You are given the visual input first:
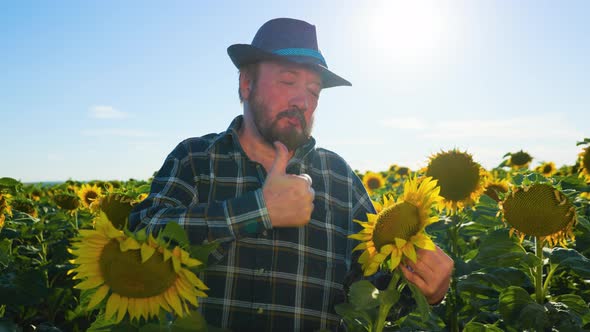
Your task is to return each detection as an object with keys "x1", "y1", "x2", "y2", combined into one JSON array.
[{"x1": 1, "y1": 139, "x2": 589, "y2": 331}]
